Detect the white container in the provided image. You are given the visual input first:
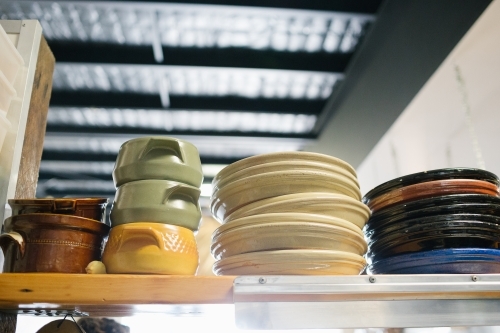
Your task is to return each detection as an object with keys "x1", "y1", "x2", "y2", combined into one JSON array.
[
  {"x1": 0, "y1": 25, "x2": 24, "y2": 85},
  {"x1": 0, "y1": 71, "x2": 16, "y2": 112}
]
